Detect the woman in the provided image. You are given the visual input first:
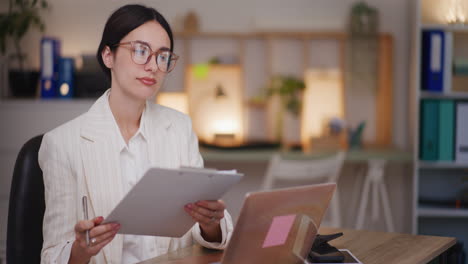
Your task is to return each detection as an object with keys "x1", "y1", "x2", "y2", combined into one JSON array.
[{"x1": 39, "y1": 4, "x2": 233, "y2": 264}]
